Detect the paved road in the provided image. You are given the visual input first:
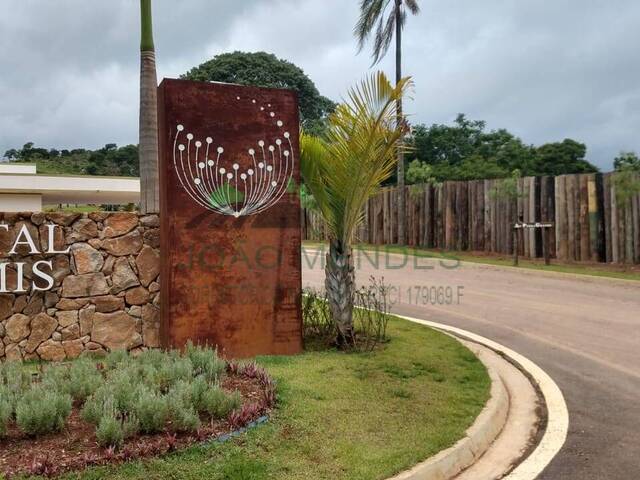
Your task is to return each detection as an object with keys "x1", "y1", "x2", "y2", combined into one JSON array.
[{"x1": 301, "y1": 247, "x2": 640, "y2": 480}]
